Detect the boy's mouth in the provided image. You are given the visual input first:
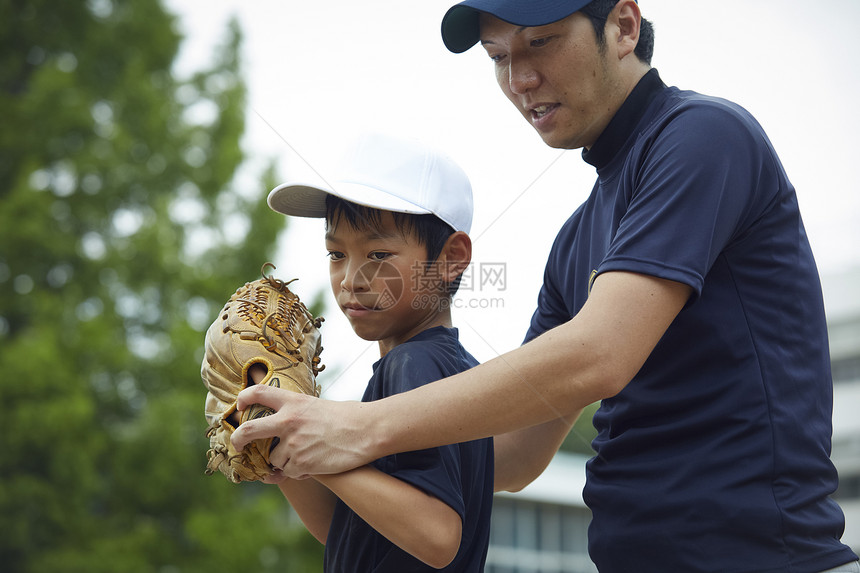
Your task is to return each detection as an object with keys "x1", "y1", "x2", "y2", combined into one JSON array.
[{"x1": 342, "y1": 301, "x2": 376, "y2": 315}]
